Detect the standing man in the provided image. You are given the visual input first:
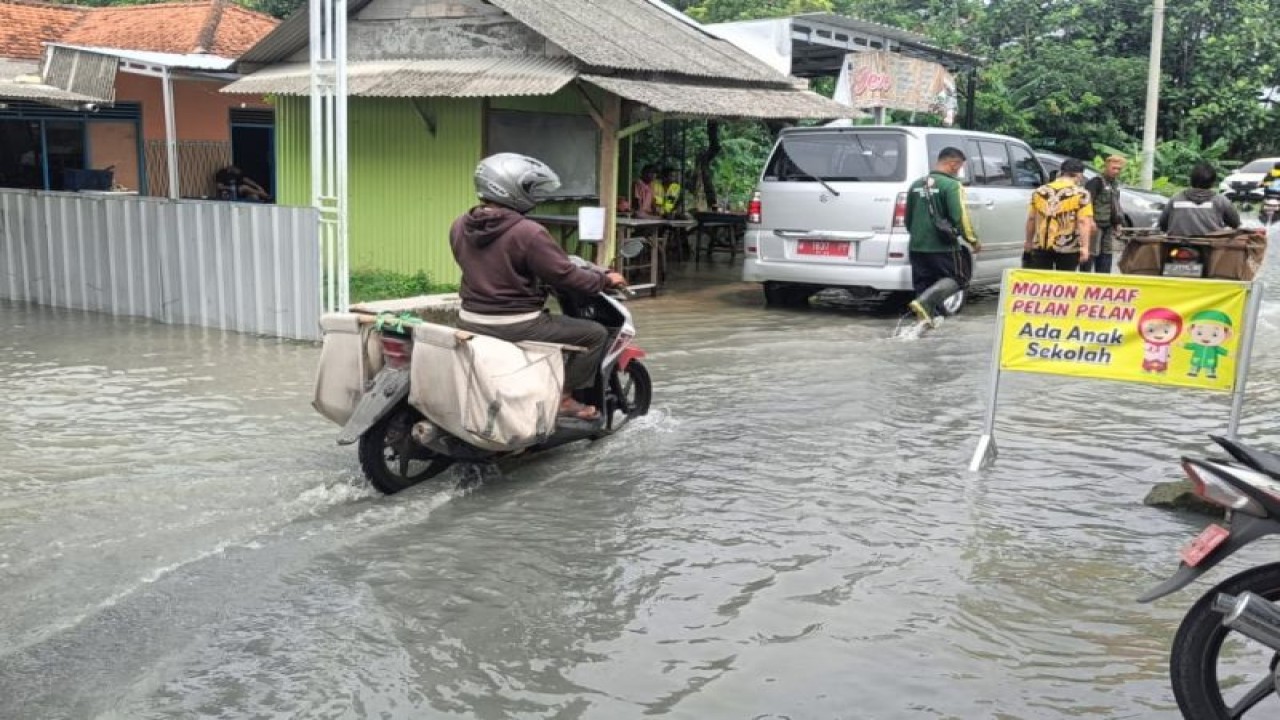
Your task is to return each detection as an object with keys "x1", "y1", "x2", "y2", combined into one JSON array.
[
  {"x1": 905, "y1": 146, "x2": 981, "y2": 325},
  {"x1": 1026, "y1": 158, "x2": 1093, "y2": 271},
  {"x1": 1081, "y1": 155, "x2": 1127, "y2": 273}
]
